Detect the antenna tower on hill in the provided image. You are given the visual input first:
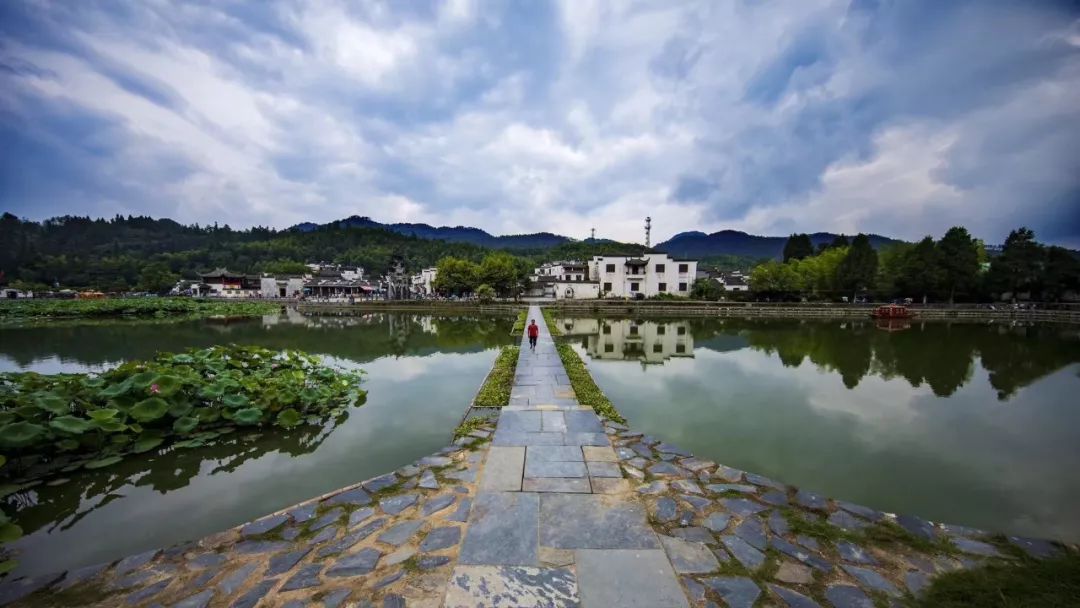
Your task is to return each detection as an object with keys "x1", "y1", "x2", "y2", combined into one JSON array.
[
  {"x1": 645, "y1": 216, "x2": 652, "y2": 249},
  {"x1": 590, "y1": 227, "x2": 595, "y2": 240}
]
